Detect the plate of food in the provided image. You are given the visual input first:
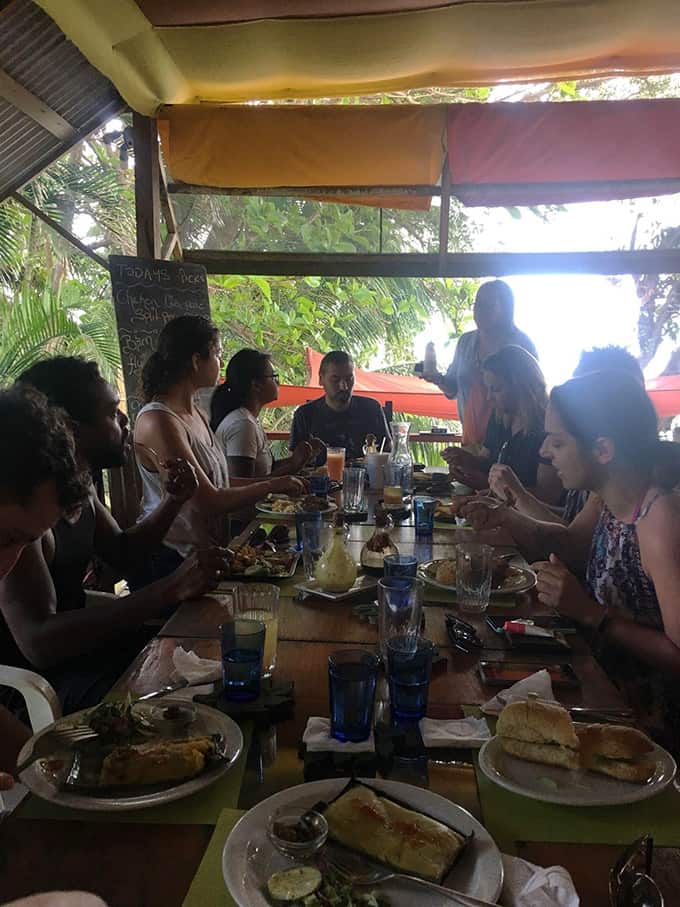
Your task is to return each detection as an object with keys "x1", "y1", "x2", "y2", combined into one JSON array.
[
  {"x1": 226, "y1": 526, "x2": 300, "y2": 579},
  {"x1": 478, "y1": 699, "x2": 676, "y2": 806},
  {"x1": 17, "y1": 696, "x2": 243, "y2": 811},
  {"x1": 222, "y1": 777, "x2": 504, "y2": 905},
  {"x1": 256, "y1": 494, "x2": 337, "y2": 517},
  {"x1": 418, "y1": 558, "x2": 536, "y2": 596}
]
